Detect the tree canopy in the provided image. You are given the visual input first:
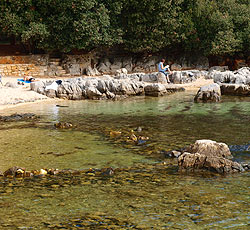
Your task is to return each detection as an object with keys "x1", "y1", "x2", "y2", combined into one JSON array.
[{"x1": 0, "y1": 0, "x2": 249, "y2": 56}]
